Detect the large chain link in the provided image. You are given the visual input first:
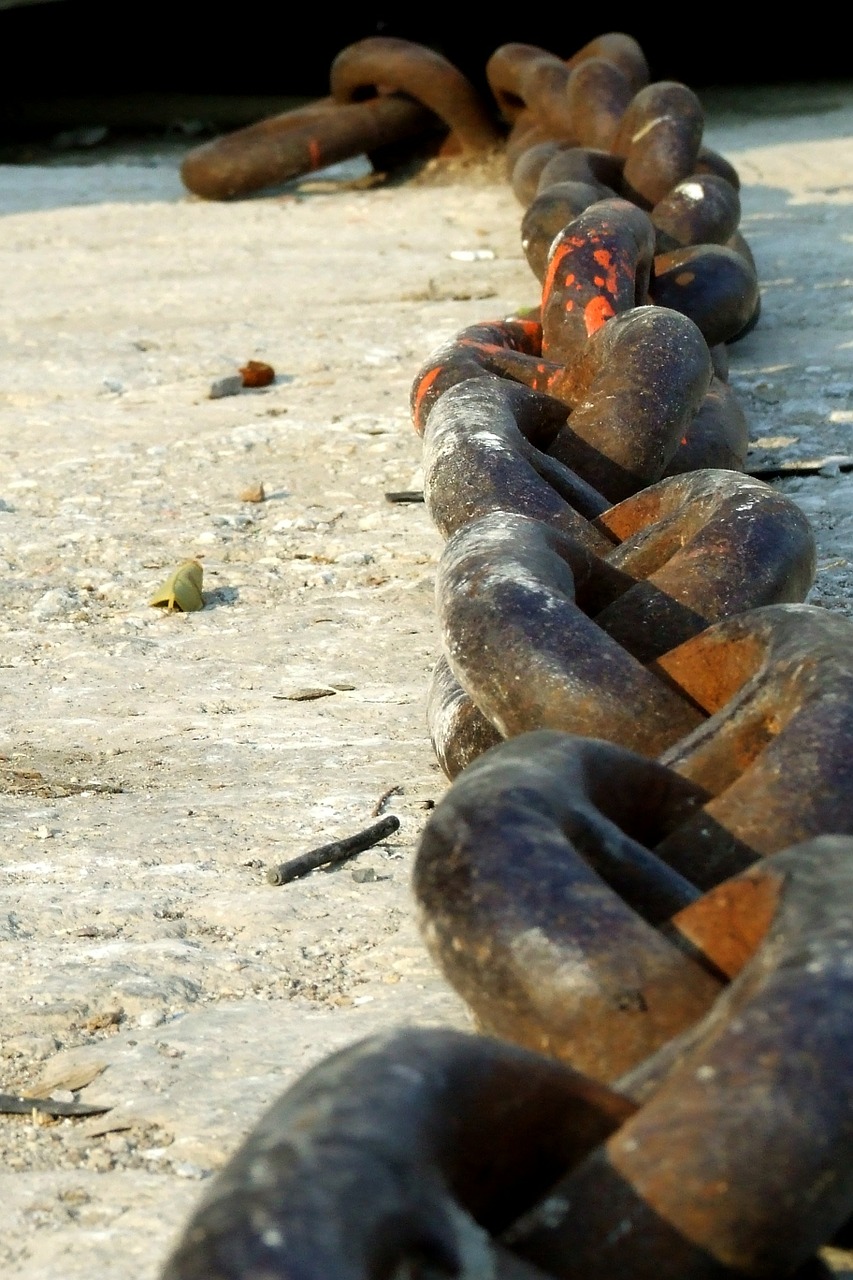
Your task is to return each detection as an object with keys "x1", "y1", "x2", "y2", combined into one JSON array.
[{"x1": 163, "y1": 32, "x2": 853, "y2": 1280}]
